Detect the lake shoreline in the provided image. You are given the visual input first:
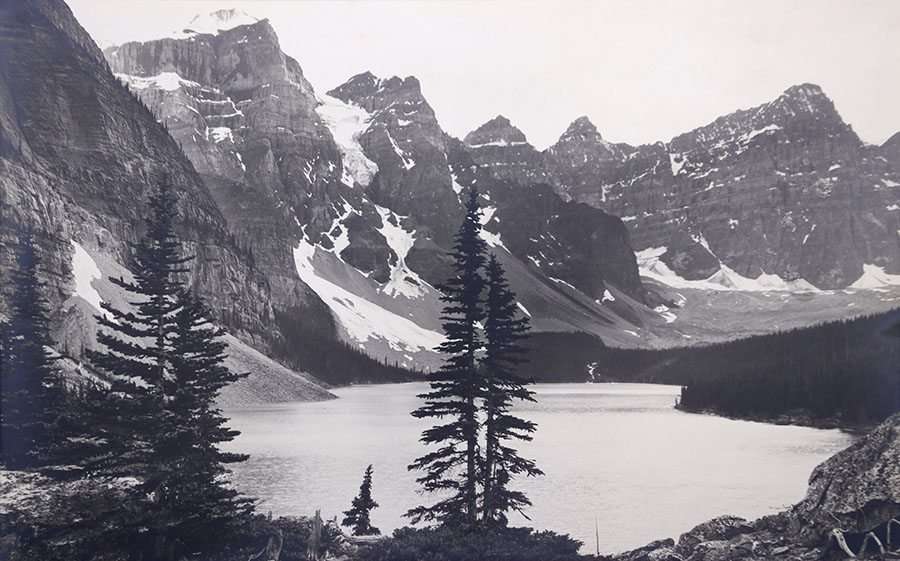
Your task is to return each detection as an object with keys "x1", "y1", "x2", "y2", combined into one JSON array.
[
  {"x1": 674, "y1": 404, "x2": 875, "y2": 434},
  {"x1": 330, "y1": 379, "x2": 873, "y2": 433}
]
